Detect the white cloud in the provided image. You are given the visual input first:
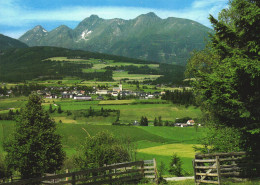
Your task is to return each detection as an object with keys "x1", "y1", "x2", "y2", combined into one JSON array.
[{"x1": 0, "y1": 0, "x2": 229, "y2": 38}]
